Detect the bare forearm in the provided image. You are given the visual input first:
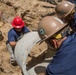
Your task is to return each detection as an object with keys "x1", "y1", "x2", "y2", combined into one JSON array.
[{"x1": 9, "y1": 41, "x2": 17, "y2": 48}]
